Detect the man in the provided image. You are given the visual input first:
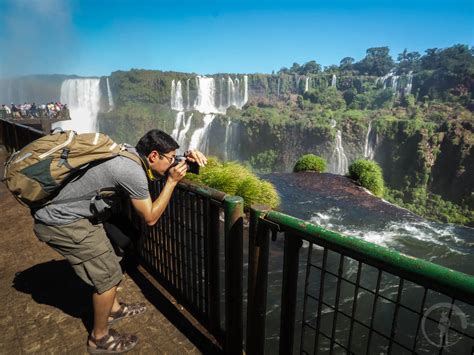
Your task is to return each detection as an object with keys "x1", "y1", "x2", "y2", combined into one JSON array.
[{"x1": 33, "y1": 129, "x2": 207, "y2": 353}]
